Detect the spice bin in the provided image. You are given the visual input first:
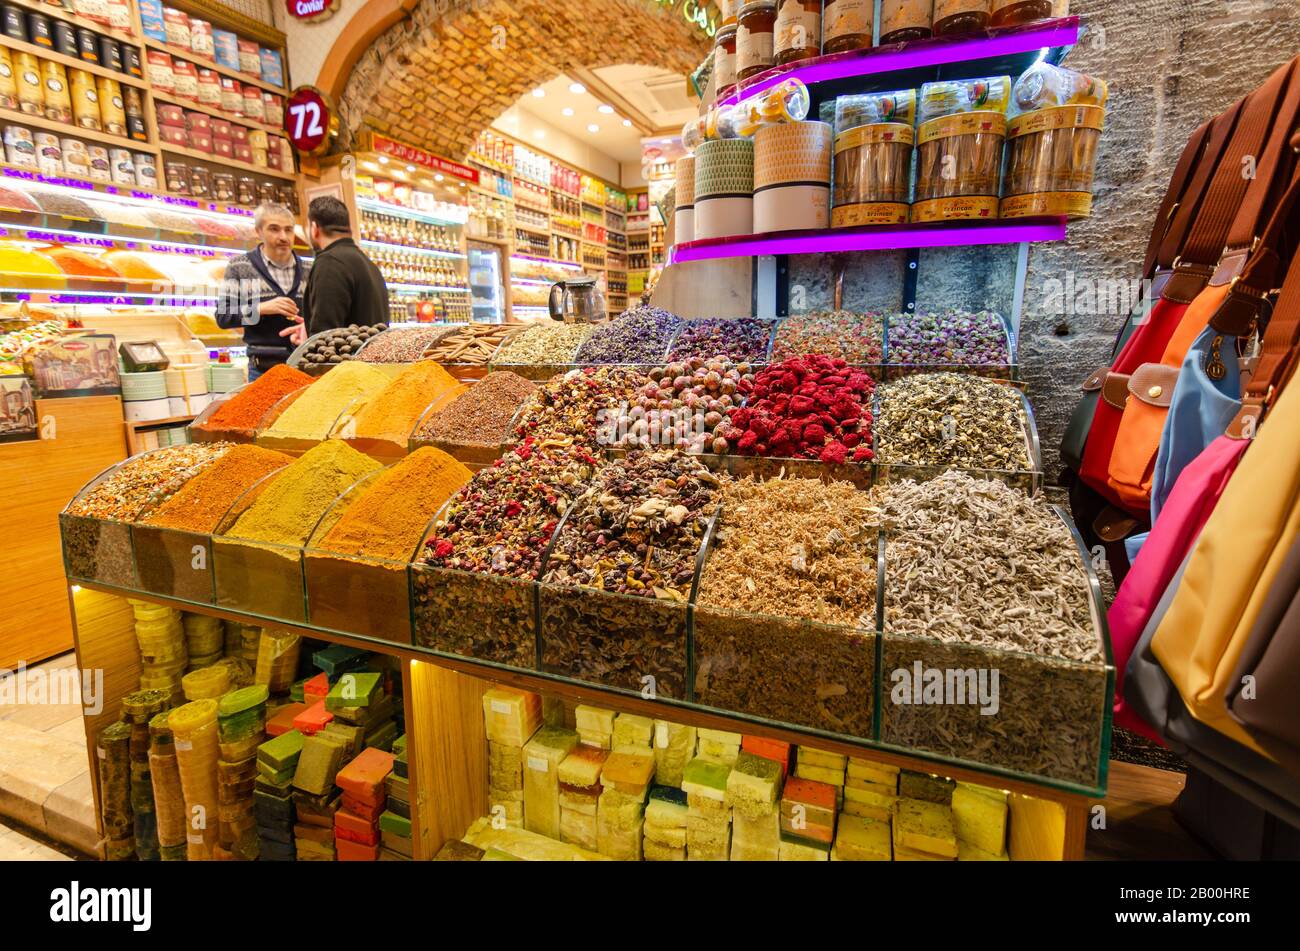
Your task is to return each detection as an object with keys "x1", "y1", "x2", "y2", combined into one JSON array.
[
  {"x1": 883, "y1": 309, "x2": 1017, "y2": 380},
  {"x1": 878, "y1": 506, "x2": 1111, "y2": 790},
  {"x1": 61, "y1": 483, "x2": 139, "y2": 589},
  {"x1": 1001, "y1": 63, "x2": 1108, "y2": 219},
  {"x1": 832, "y1": 90, "x2": 916, "y2": 228},
  {"x1": 131, "y1": 520, "x2": 218, "y2": 604},
  {"x1": 211, "y1": 470, "x2": 308, "y2": 623},
  {"x1": 913, "y1": 76, "x2": 1011, "y2": 223},
  {"x1": 302, "y1": 469, "x2": 416, "y2": 646}
]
